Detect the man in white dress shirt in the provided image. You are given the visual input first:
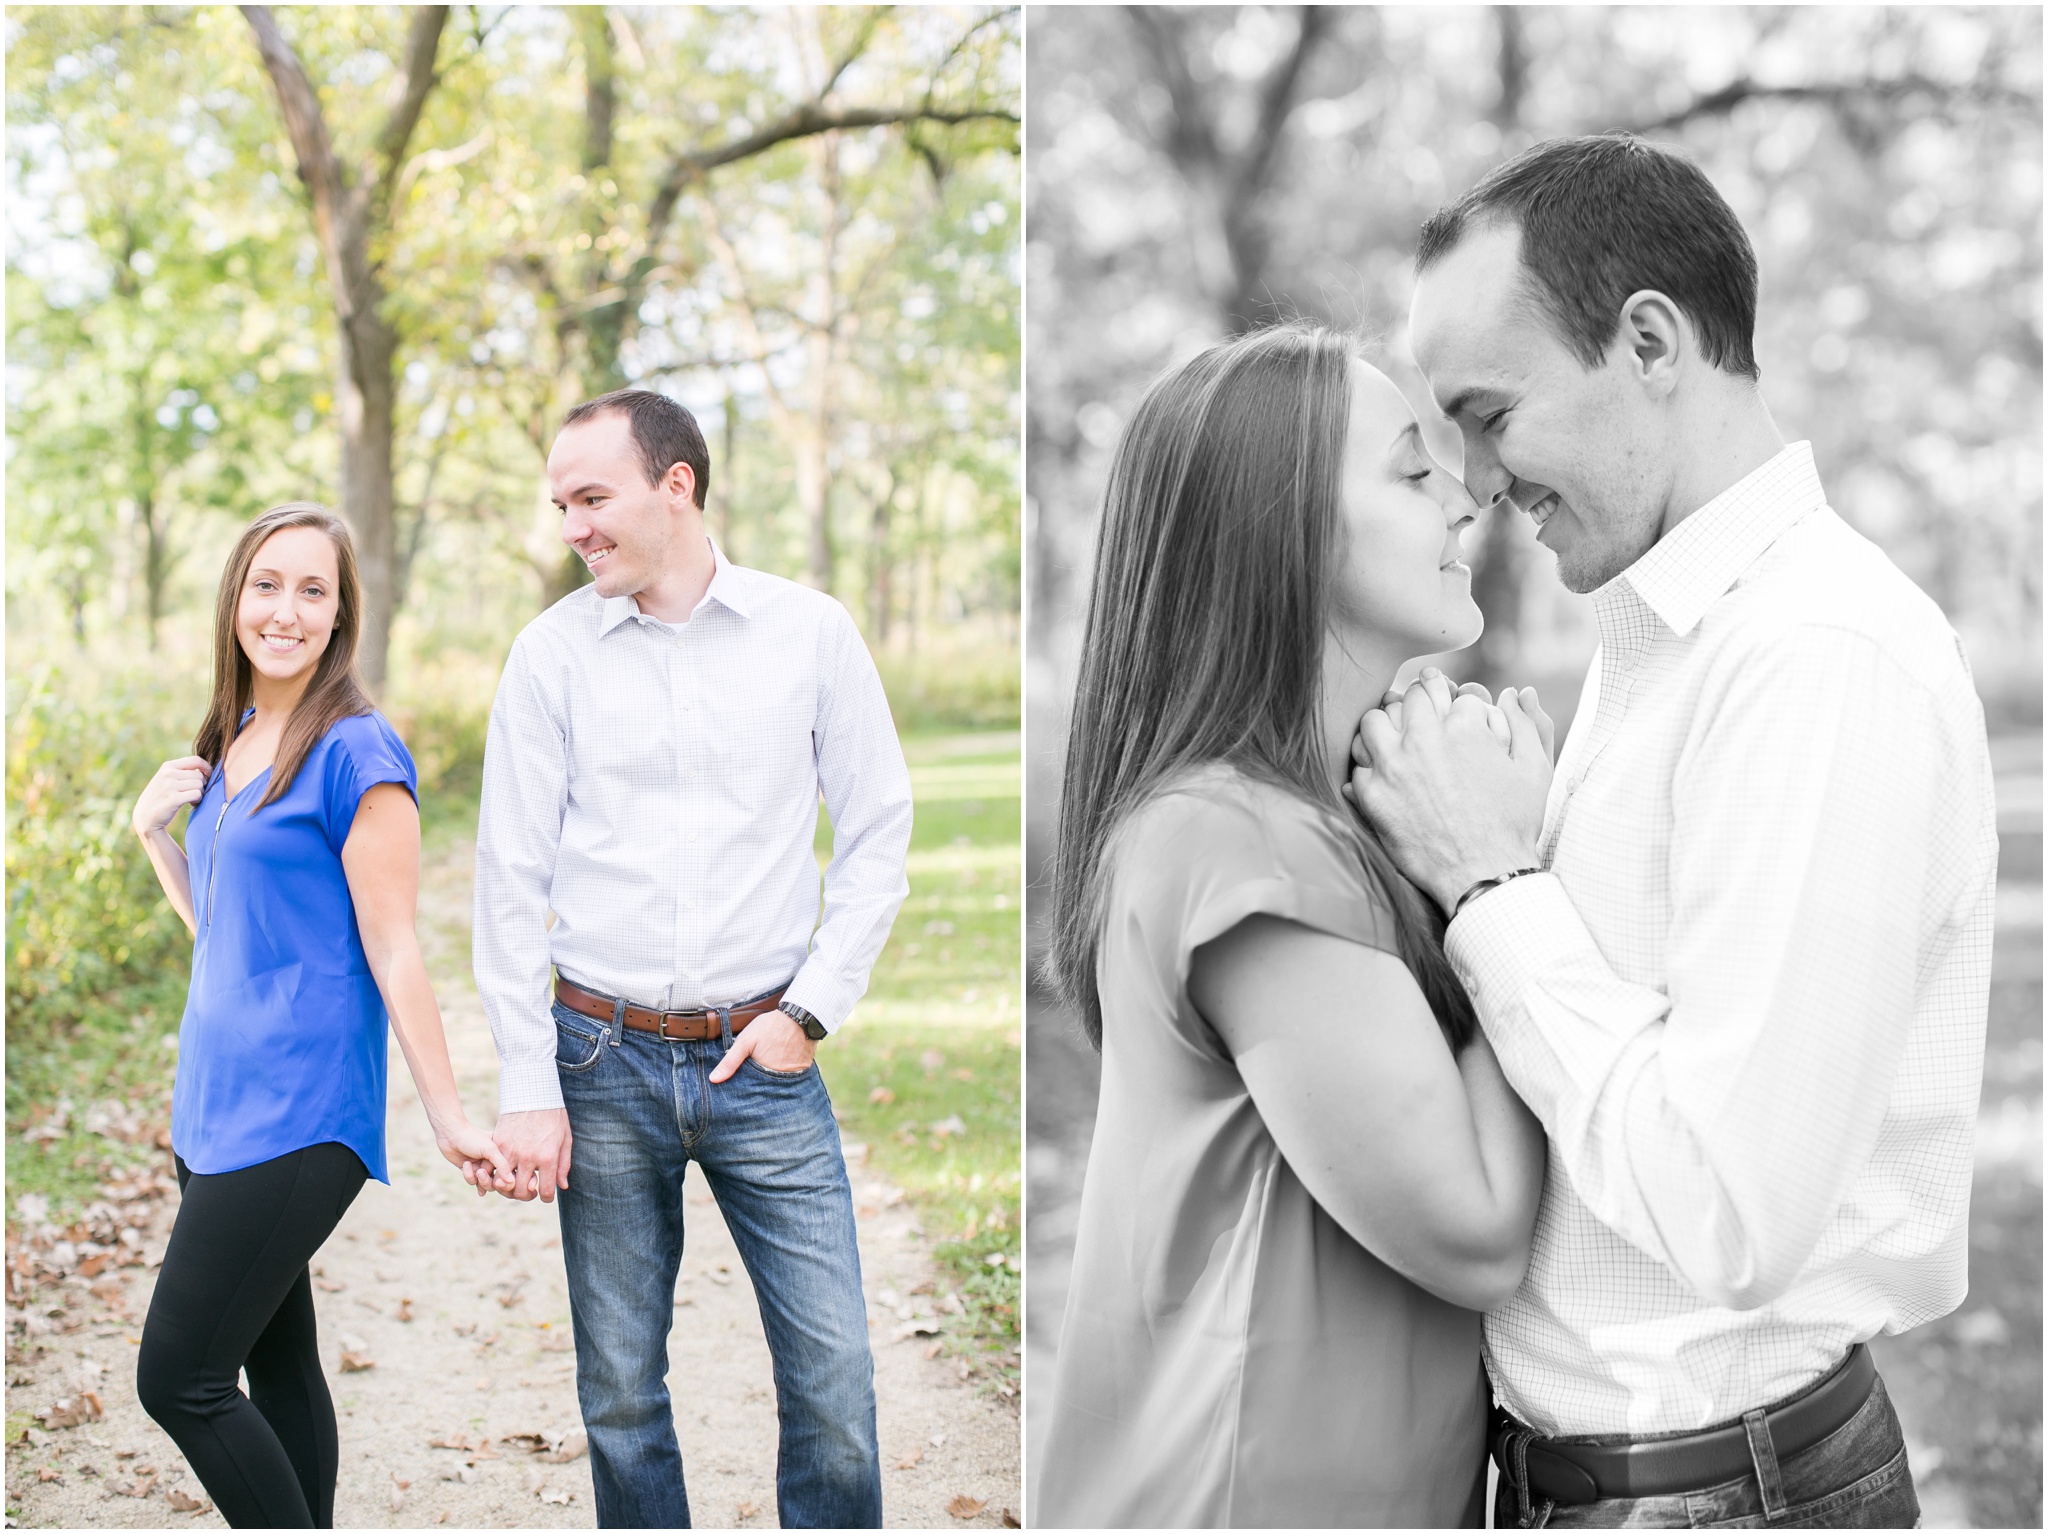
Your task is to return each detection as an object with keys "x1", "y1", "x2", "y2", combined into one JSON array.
[
  {"x1": 472, "y1": 389, "x2": 912, "y2": 1527},
  {"x1": 1354, "y1": 134, "x2": 1995, "y2": 1528}
]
